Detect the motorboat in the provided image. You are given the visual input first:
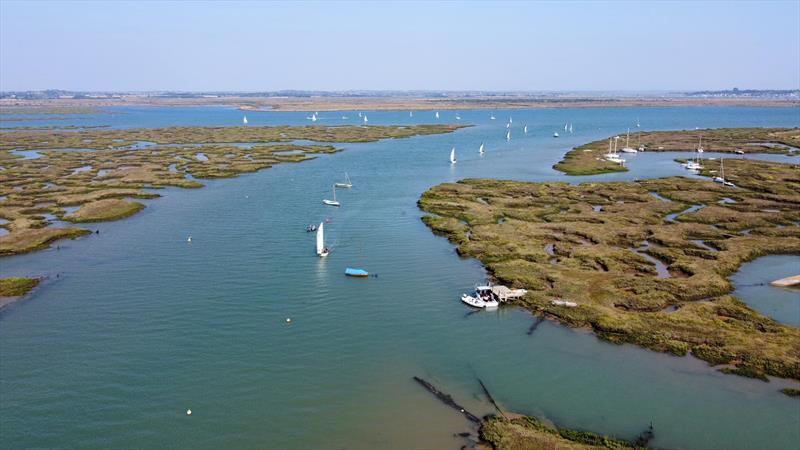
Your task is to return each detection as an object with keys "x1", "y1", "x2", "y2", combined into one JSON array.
[
  {"x1": 461, "y1": 284, "x2": 499, "y2": 309},
  {"x1": 345, "y1": 268, "x2": 369, "y2": 277}
]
